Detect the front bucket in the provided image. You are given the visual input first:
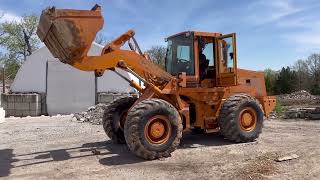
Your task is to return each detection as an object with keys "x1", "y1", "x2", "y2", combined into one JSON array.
[{"x1": 37, "y1": 4, "x2": 104, "y2": 65}]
